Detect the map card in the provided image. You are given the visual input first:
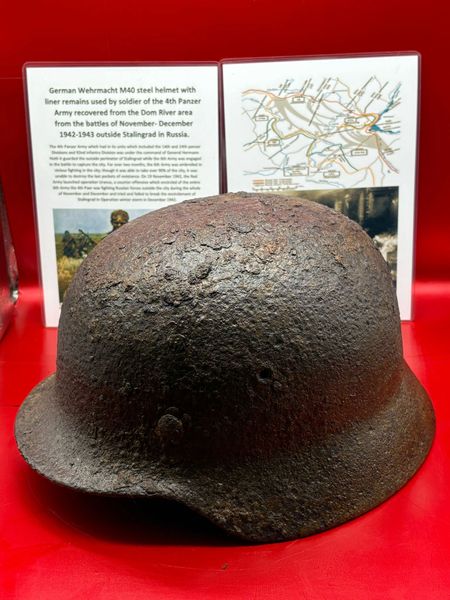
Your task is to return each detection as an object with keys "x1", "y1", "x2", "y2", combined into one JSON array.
[{"x1": 222, "y1": 54, "x2": 419, "y2": 319}]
